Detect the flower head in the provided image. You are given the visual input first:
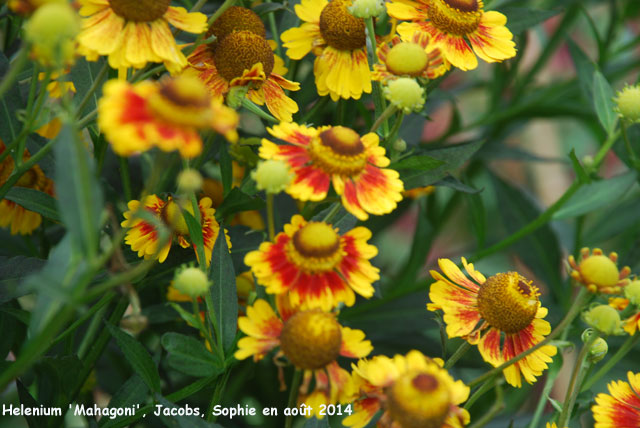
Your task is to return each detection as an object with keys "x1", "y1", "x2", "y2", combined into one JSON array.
[
  {"x1": 235, "y1": 296, "x2": 371, "y2": 417},
  {"x1": 172, "y1": 265, "x2": 211, "y2": 298},
  {"x1": 281, "y1": 0, "x2": 372, "y2": 101},
  {"x1": 344, "y1": 350, "x2": 469, "y2": 428},
  {"x1": 584, "y1": 305, "x2": 623, "y2": 336},
  {"x1": 244, "y1": 215, "x2": 379, "y2": 310},
  {"x1": 98, "y1": 75, "x2": 238, "y2": 158},
  {"x1": 24, "y1": 2, "x2": 80, "y2": 67},
  {"x1": 76, "y1": 0, "x2": 206, "y2": 74},
  {"x1": 624, "y1": 279, "x2": 640, "y2": 305},
  {"x1": 373, "y1": 32, "x2": 449, "y2": 83},
  {"x1": 121, "y1": 195, "x2": 230, "y2": 266},
  {"x1": 177, "y1": 169, "x2": 204, "y2": 194},
  {"x1": 615, "y1": 84, "x2": 640, "y2": 123},
  {"x1": 428, "y1": 258, "x2": 557, "y2": 387},
  {"x1": 0, "y1": 140, "x2": 55, "y2": 235},
  {"x1": 259, "y1": 122, "x2": 404, "y2": 220},
  {"x1": 387, "y1": 0, "x2": 516, "y2": 71},
  {"x1": 252, "y1": 159, "x2": 292, "y2": 194},
  {"x1": 592, "y1": 372, "x2": 640, "y2": 428},
  {"x1": 568, "y1": 248, "x2": 631, "y2": 294},
  {"x1": 184, "y1": 7, "x2": 300, "y2": 122},
  {"x1": 384, "y1": 77, "x2": 426, "y2": 113}
]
